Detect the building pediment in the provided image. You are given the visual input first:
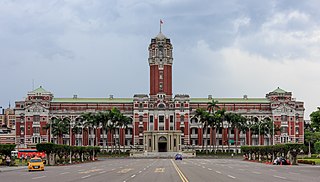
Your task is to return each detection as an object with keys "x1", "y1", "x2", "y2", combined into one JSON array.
[
  {"x1": 25, "y1": 103, "x2": 49, "y2": 115},
  {"x1": 272, "y1": 104, "x2": 295, "y2": 115}
]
